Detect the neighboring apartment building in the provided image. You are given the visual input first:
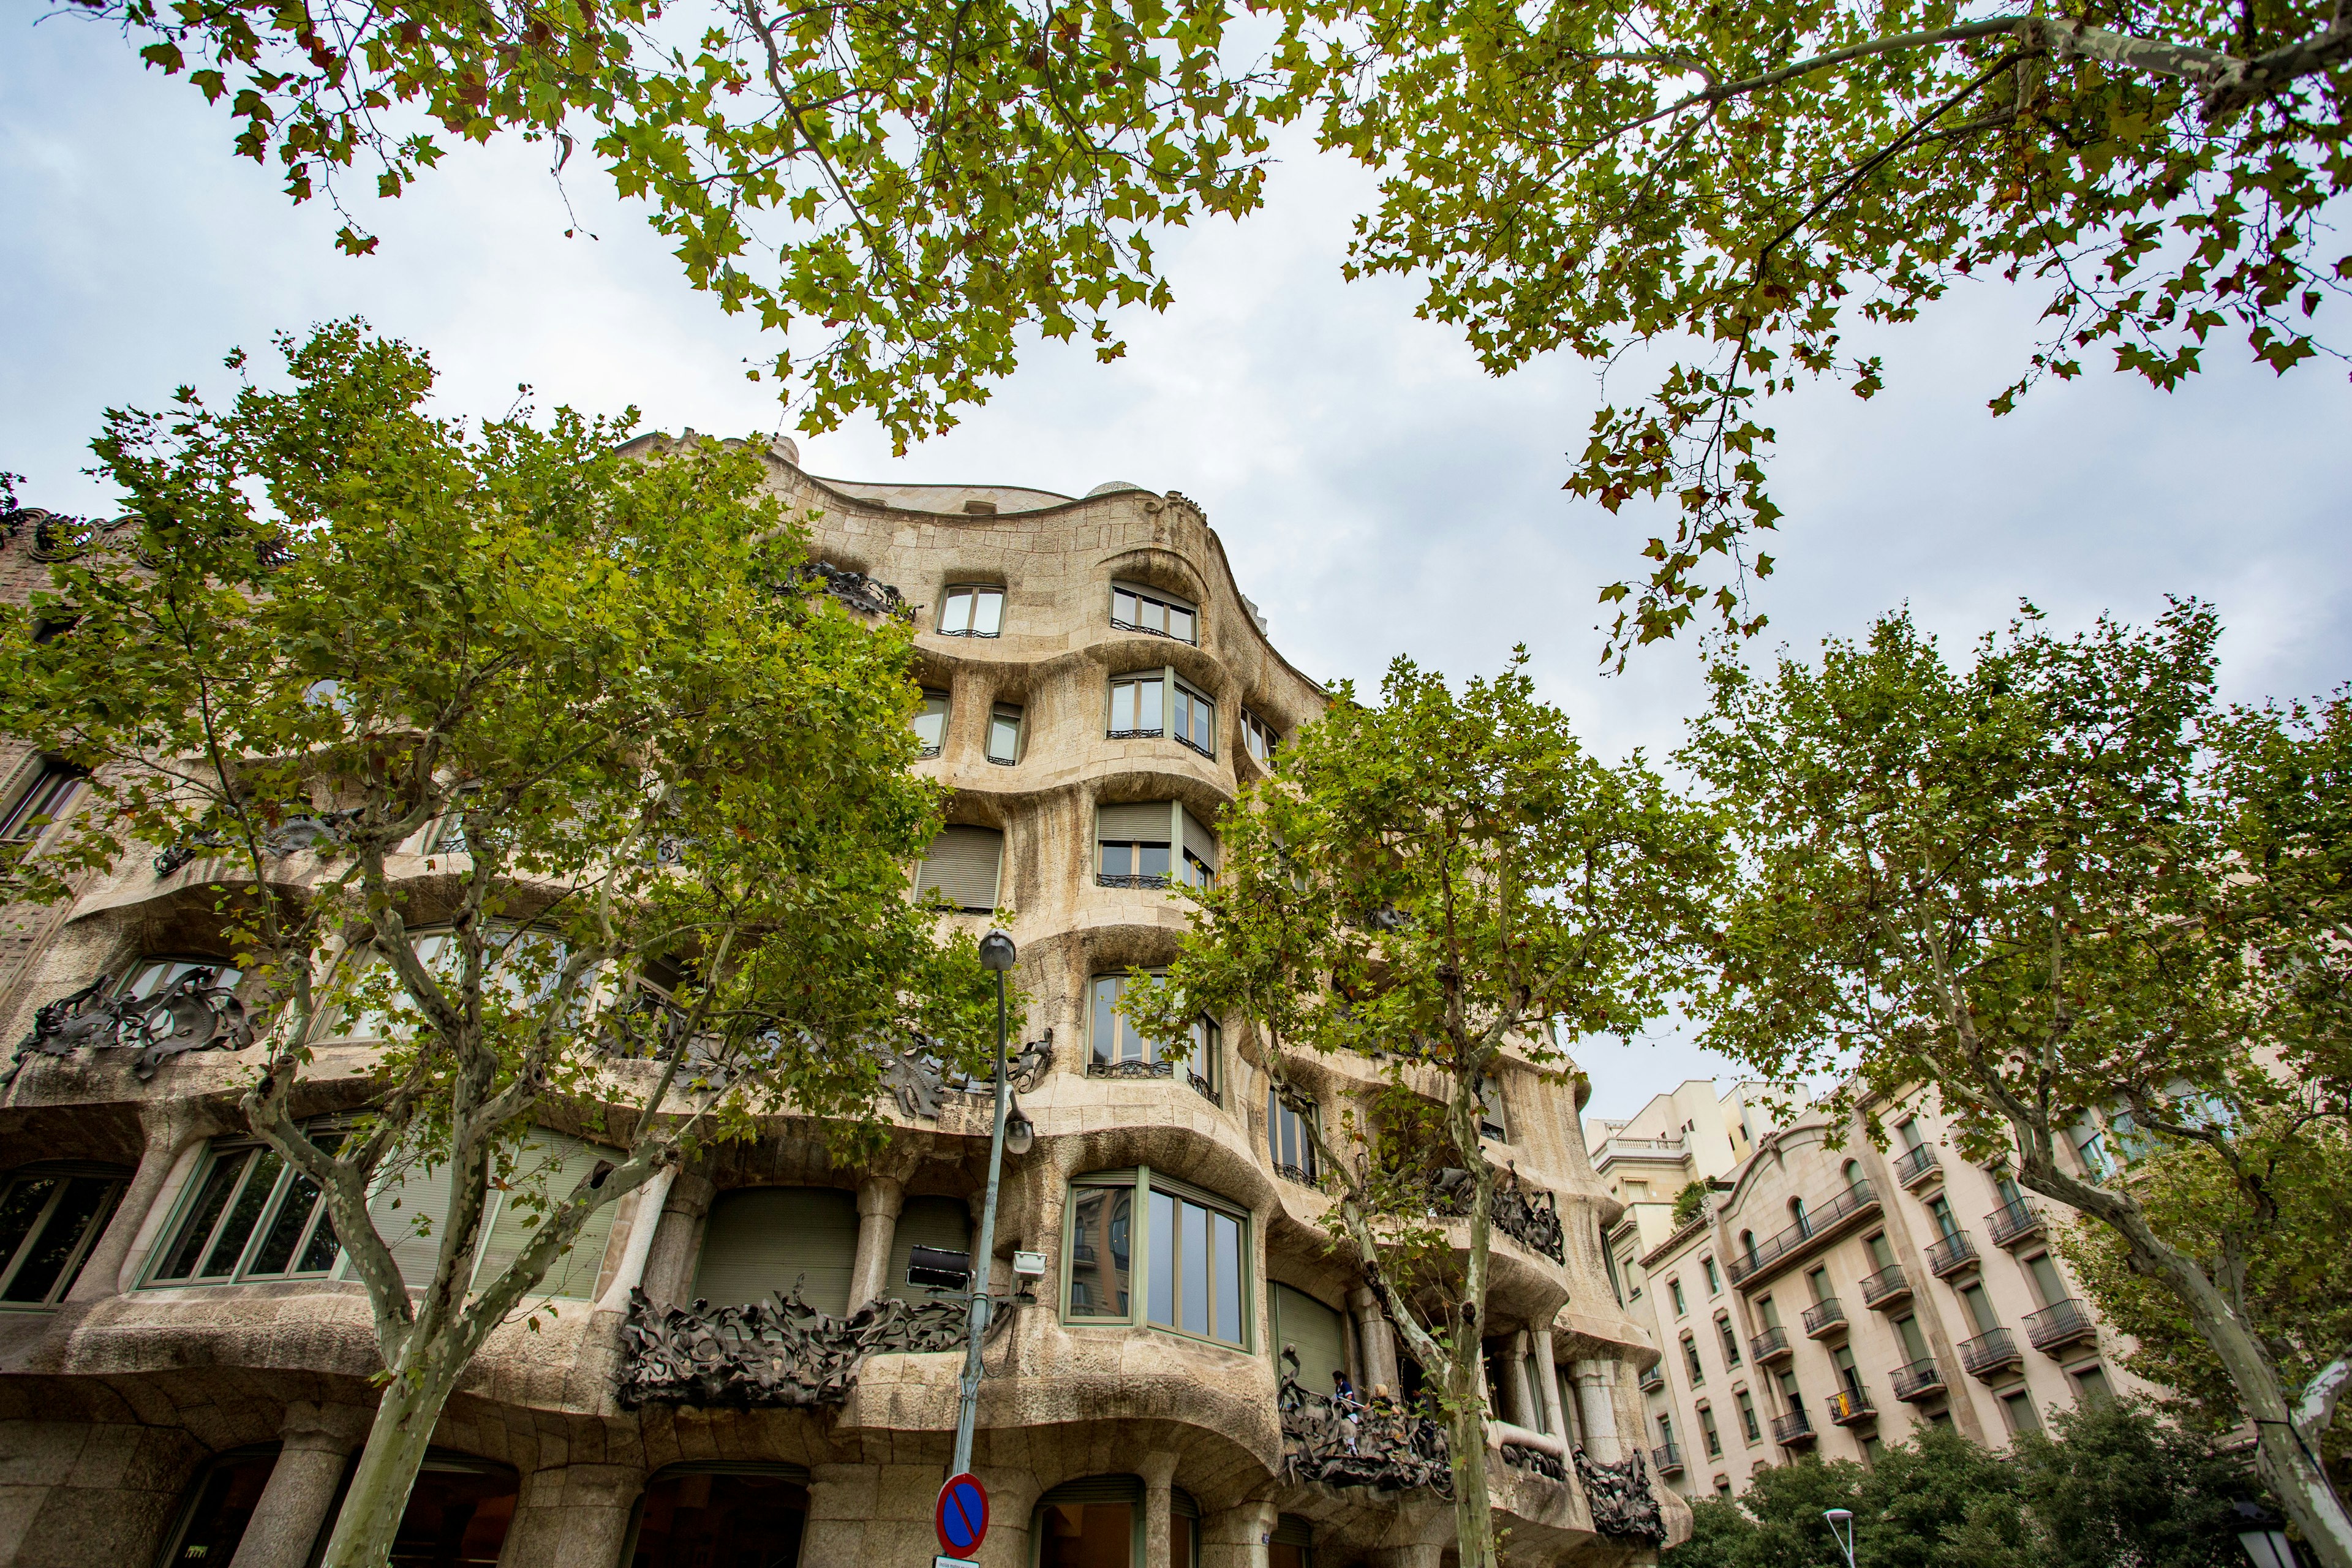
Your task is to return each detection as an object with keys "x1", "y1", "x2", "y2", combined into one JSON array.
[
  {"x1": 1594, "y1": 1080, "x2": 2157, "y2": 1501},
  {"x1": 0, "y1": 458, "x2": 1675, "y2": 1568}
]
